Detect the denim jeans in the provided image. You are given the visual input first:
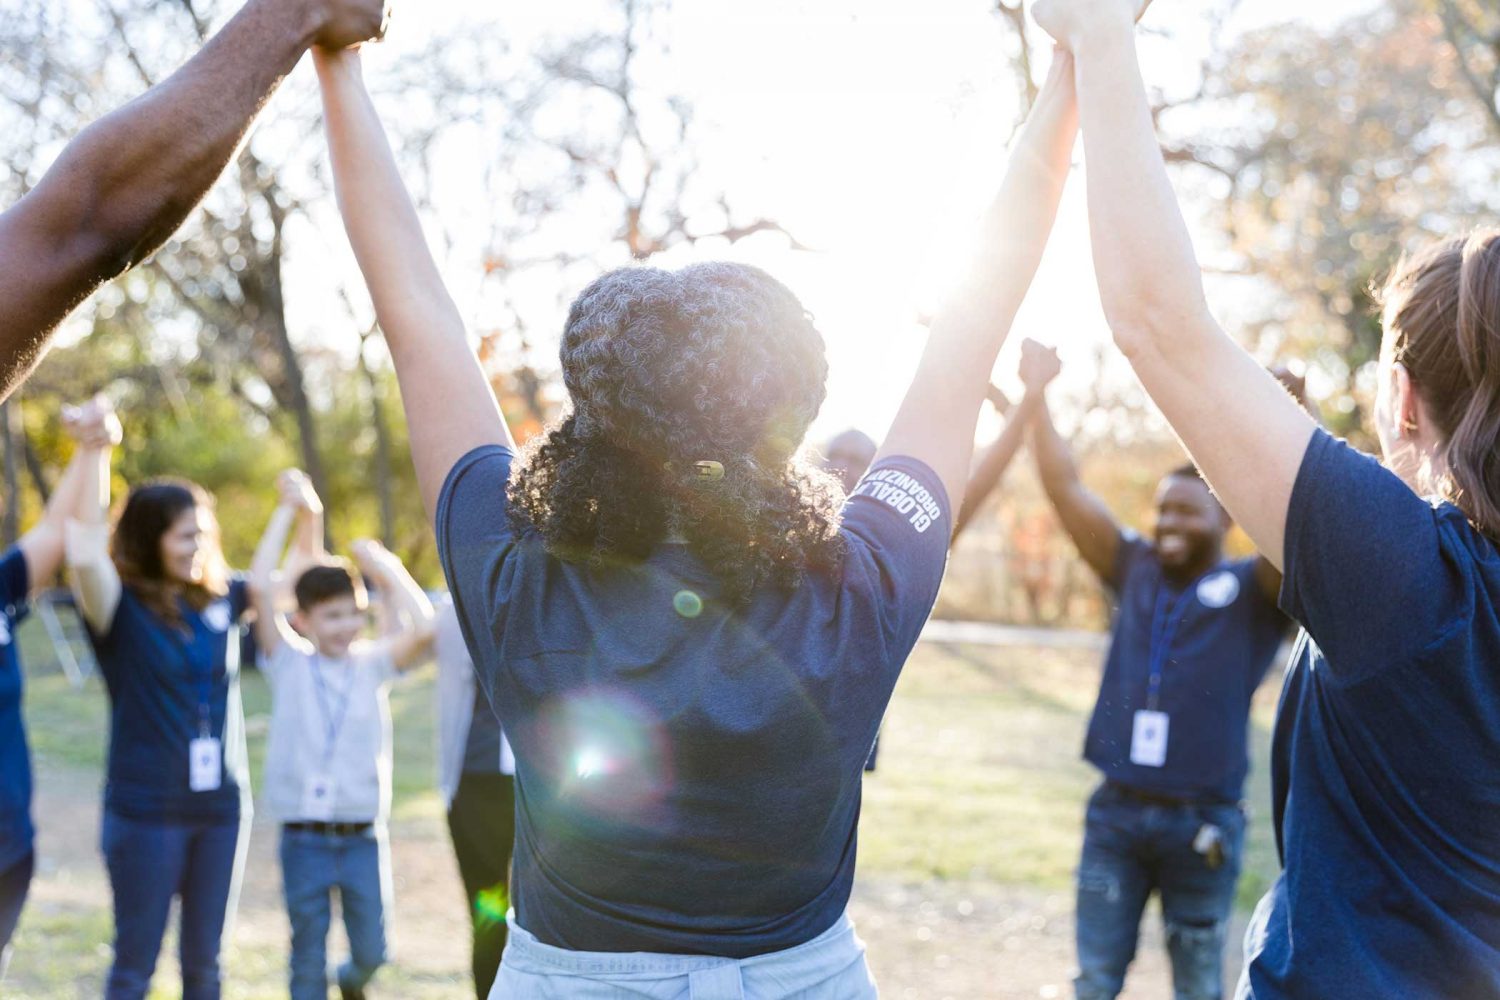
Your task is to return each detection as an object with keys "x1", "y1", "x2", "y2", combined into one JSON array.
[
  {"x1": 493, "y1": 910, "x2": 876, "y2": 999},
  {"x1": 280, "y1": 825, "x2": 391, "y2": 1000},
  {"x1": 1074, "y1": 783, "x2": 1246, "y2": 1000},
  {"x1": 101, "y1": 810, "x2": 247, "y2": 1000}
]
